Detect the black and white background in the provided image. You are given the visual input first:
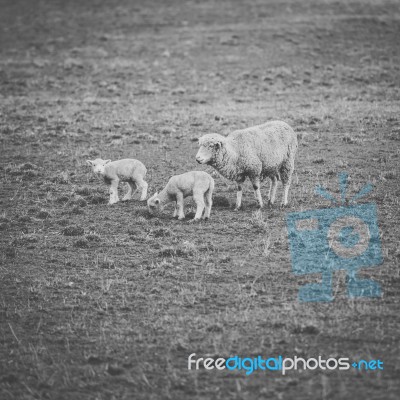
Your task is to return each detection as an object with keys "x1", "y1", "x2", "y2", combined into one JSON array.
[{"x1": 0, "y1": 0, "x2": 399, "y2": 399}]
